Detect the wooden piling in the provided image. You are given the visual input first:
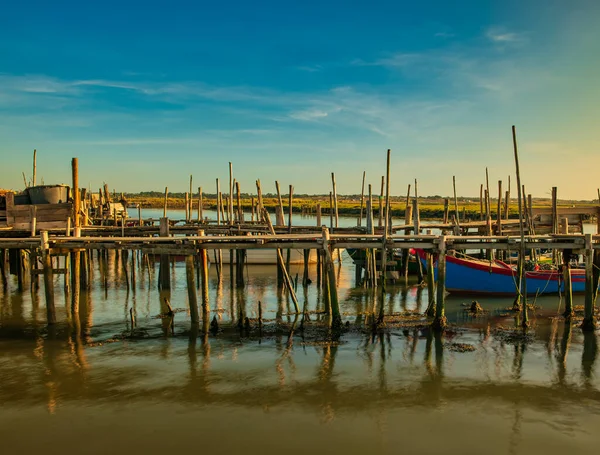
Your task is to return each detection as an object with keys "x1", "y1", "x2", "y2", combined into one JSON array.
[
  {"x1": 159, "y1": 217, "x2": 171, "y2": 290},
  {"x1": 378, "y1": 176, "x2": 384, "y2": 228},
  {"x1": 384, "y1": 149, "x2": 391, "y2": 236},
  {"x1": 322, "y1": 226, "x2": 341, "y2": 328},
  {"x1": 432, "y1": 236, "x2": 447, "y2": 330},
  {"x1": 581, "y1": 233, "x2": 596, "y2": 331},
  {"x1": 512, "y1": 125, "x2": 528, "y2": 327},
  {"x1": 413, "y1": 179, "x2": 421, "y2": 234},
  {"x1": 198, "y1": 187, "x2": 203, "y2": 222},
  {"x1": 425, "y1": 252, "x2": 435, "y2": 317},
  {"x1": 197, "y1": 230, "x2": 210, "y2": 314},
  {"x1": 452, "y1": 175, "x2": 460, "y2": 229},
  {"x1": 331, "y1": 173, "x2": 339, "y2": 228},
  {"x1": 288, "y1": 185, "x2": 293, "y2": 233},
  {"x1": 359, "y1": 171, "x2": 366, "y2": 227},
  {"x1": 186, "y1": 255, "x2": 200, "y2": 323},
  {"x1": 163, "y1": 187, "x2": 168, "y2": 218},
  {"x1": 496, "y1": 180, "x2": 503, "y2": 236},
  {"x1": 71, "y1": 227, "x2": 81, "y2": 314}
]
